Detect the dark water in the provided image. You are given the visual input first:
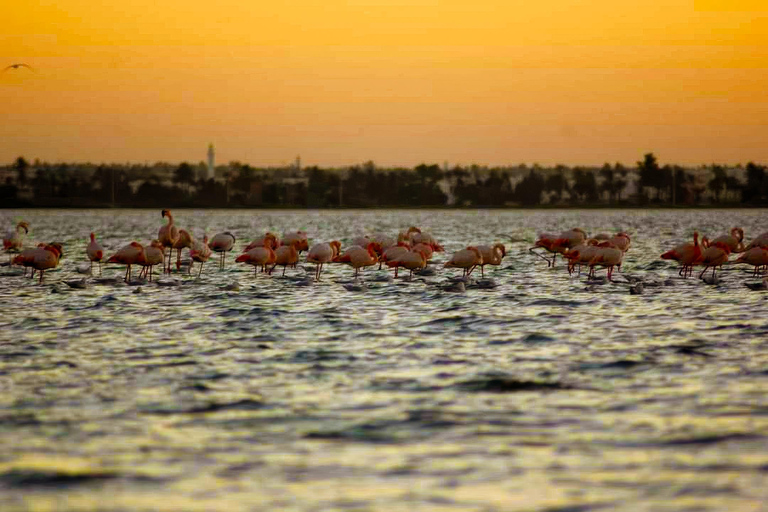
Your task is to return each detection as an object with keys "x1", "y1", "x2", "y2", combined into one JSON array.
[{"x1": 1, "y1": 209, "x2": 768, "y2": 511}]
